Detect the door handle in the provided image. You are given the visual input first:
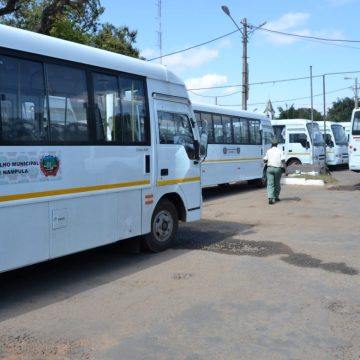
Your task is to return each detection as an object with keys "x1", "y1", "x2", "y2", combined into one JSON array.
[{"x1": 145, "y1": 155, "x2": 150, "y2": 174}]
